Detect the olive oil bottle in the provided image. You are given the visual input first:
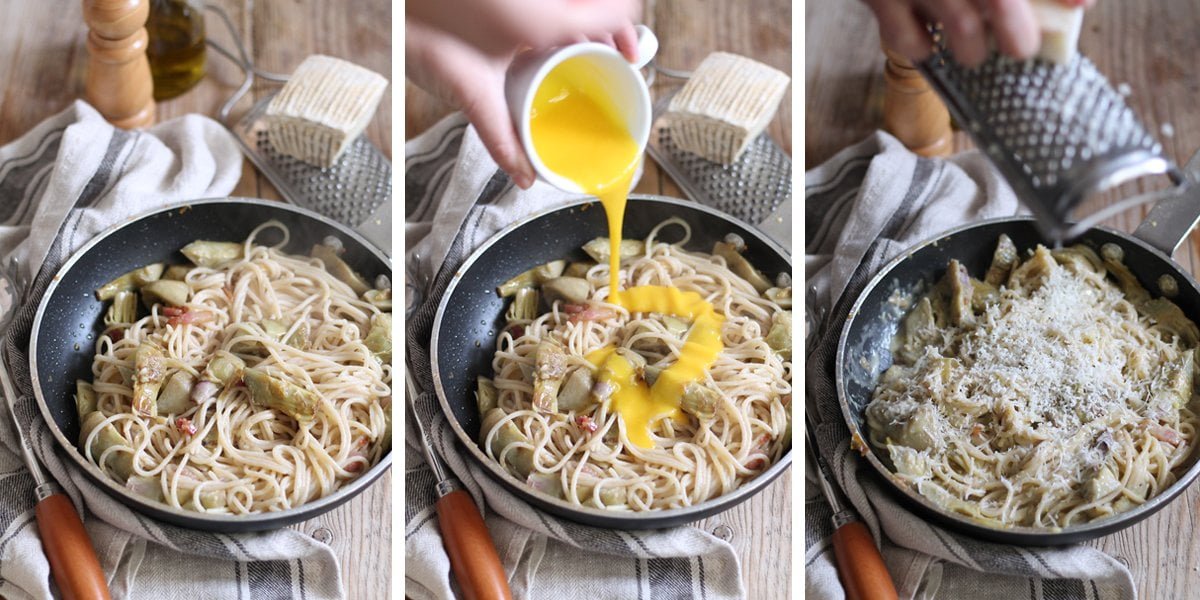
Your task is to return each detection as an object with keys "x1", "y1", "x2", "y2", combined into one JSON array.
[{"x1": 146, "y1": 0, "x2": 206, "y2": 100}]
